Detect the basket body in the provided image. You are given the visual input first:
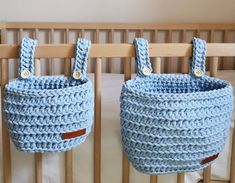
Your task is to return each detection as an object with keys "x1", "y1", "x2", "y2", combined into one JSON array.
[
  {"x1": 120, "y1": 38, "x2": 234, "y2": 174},
  {"x1": 4, "y1": 38, "x2": 94, "y2": 152}
]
